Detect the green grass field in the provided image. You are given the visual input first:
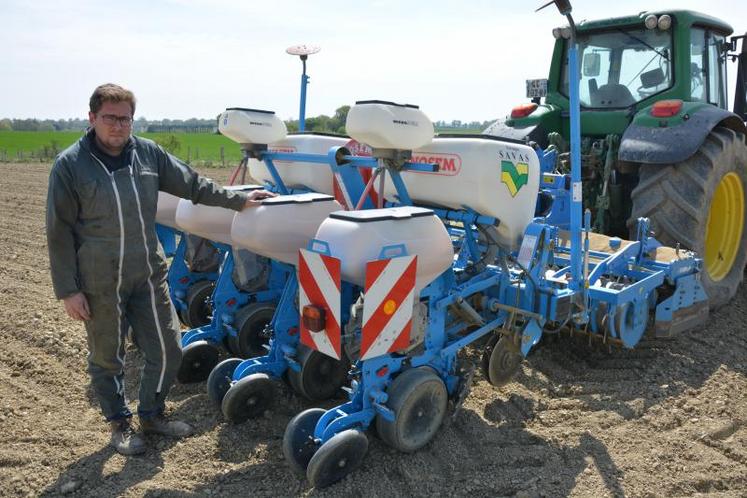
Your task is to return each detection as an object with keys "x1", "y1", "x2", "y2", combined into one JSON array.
[
  {"x1": 0, "y1": 131, "x2": 82, "y2": 159},
  {"x1": 436, "y1": 127, "x2": 483, "y2": 135},
  {"x1": 0, "y1": 131, "x2": 243, "y2": 164},
  {"x1": 0, "y1": 127, "x2": 485, "y2": 164}
]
